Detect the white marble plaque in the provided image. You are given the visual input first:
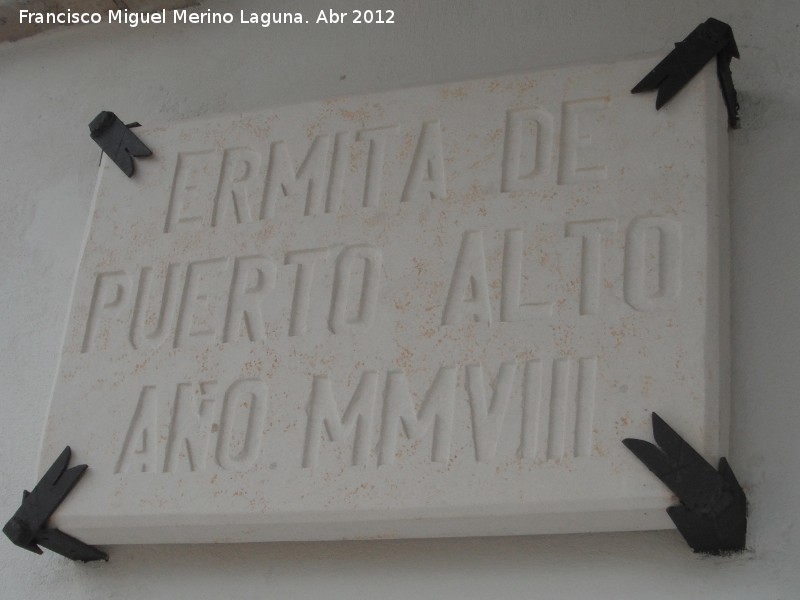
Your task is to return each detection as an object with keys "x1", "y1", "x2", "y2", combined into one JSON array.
[{"x1": 40, "y1": 57, "x2": 729, "y2": 544}]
